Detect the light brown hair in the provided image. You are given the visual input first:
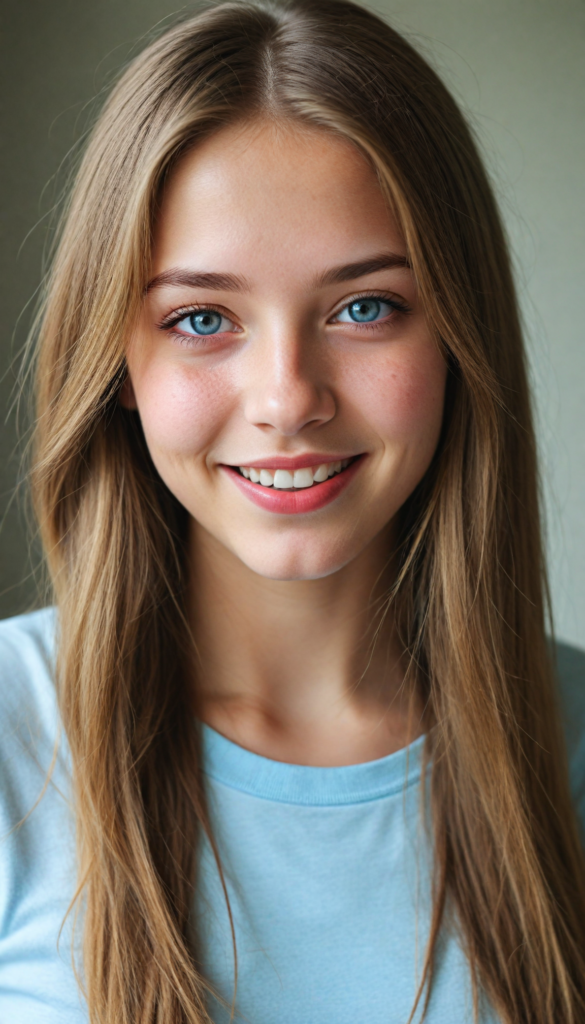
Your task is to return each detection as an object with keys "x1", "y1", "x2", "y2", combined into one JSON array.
[{"x1": 31, "y1": 1, "x2": 585, "y2": 1021}]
